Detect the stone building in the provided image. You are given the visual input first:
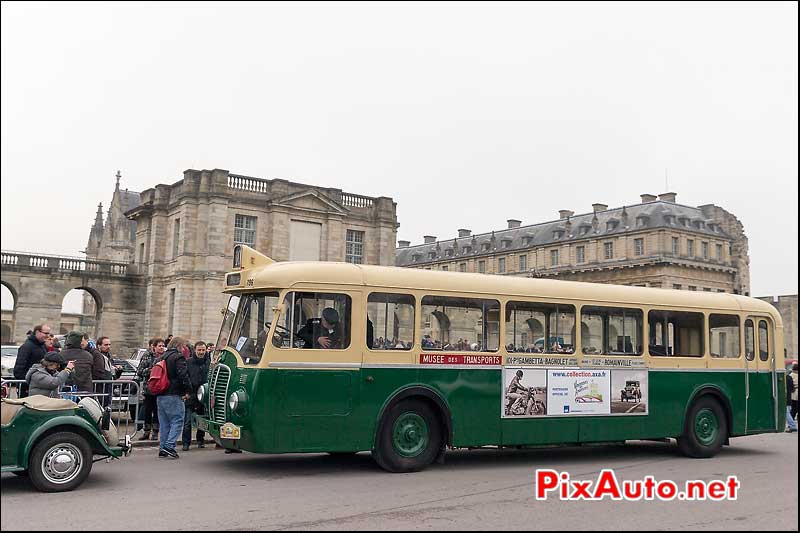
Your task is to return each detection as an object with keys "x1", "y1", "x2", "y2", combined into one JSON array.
[
  {"x1": 756, "y1": 295, "x2": 798, "y2": 359},
  {"x1": 83, "y1": 168, "x2": 398, "y2": 347},
  {"x1": 396, "y1": 192, "x2": 750, "y2": 295}
]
